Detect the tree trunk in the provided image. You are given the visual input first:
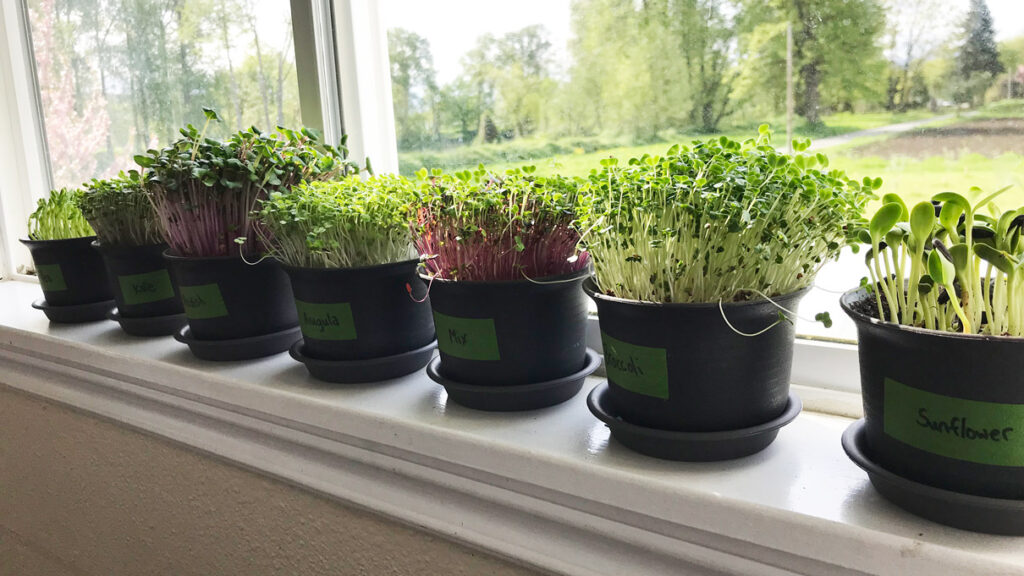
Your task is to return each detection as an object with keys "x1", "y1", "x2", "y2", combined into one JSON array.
[
  {"x1": 801, "y1": 60, "x2": 822, "y2": 125},
  {"x1": 248, "y1": 11, "x2": 271, "y2": 129},
  {"x1": 218, "y1": 1, "x2": 242, "y2": 130},
  {"x1": 174, "y1": 2, "x2": 192, "y2": 117}
]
